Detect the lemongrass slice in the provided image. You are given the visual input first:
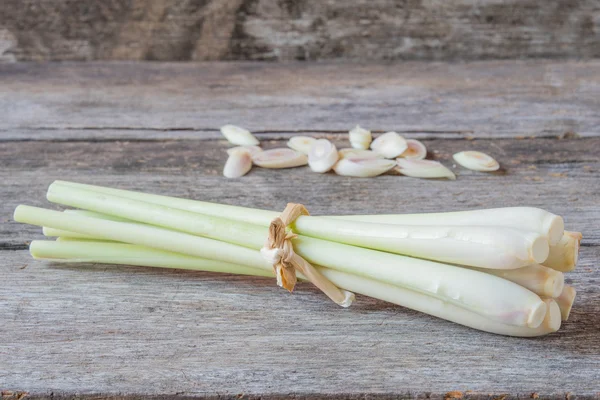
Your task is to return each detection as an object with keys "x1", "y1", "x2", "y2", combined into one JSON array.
[
  {"x1": 542, "y1": 231, "x2": 581, "y2": 272},
  {"x1": 308, "y1": 139, "x2": 339, "y2": 173},
  {"x1": 220, "y1": 124, "x2": 259, "y2": 146},
  {"x1": 396, "y1": 159, "x2": 456, "y2": 180},
  {"x1": 252, "y1": 148, "x2": 308, "y2": 169},
  {"x1": 223, "y1": 150, "x2": 253, "y2": 178},
  {"x1": 472, "y1": 264, "x2": 564, "y2": 298},
  {"x1": 538, "y1": 298, "x2": 562, "y2": 333},
  {"x1": 453, "y1": 151, "x2": 500, "y2": 172},
  {"x1": 349, "y1": 125, "x2": 372, "y2": 150},
  {"x1": 287, "y1": 136, "x2": 317, "y2": 154},
  {"x1": 371, "y1": 132, "x2": 408, "y2": 159},
  {"x1": 399, "y1": 139, "x2": 427, "y2": 160},
  {"x1": 338, "y1": 148, "x2": 383, "y2": 160},
  {"x1": 333, "y1": 158, "x2": 396, "y2": 177},
  {"x1": 555, "y1": 285, "x2": 576, "y2": 321},
  {"x1": 226, "y1": 145, "x2": 262, "y2": 156}
]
